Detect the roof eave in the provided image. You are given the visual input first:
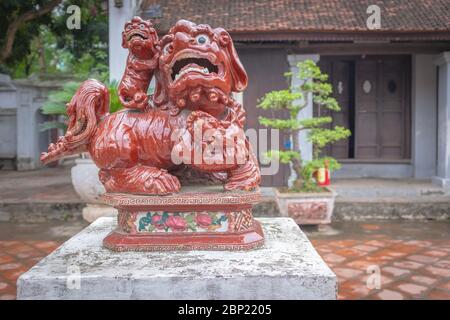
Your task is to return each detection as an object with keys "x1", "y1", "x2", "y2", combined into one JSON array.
[{"x1": 228, "y1": 30, "x2": 450, "y2": 42}]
